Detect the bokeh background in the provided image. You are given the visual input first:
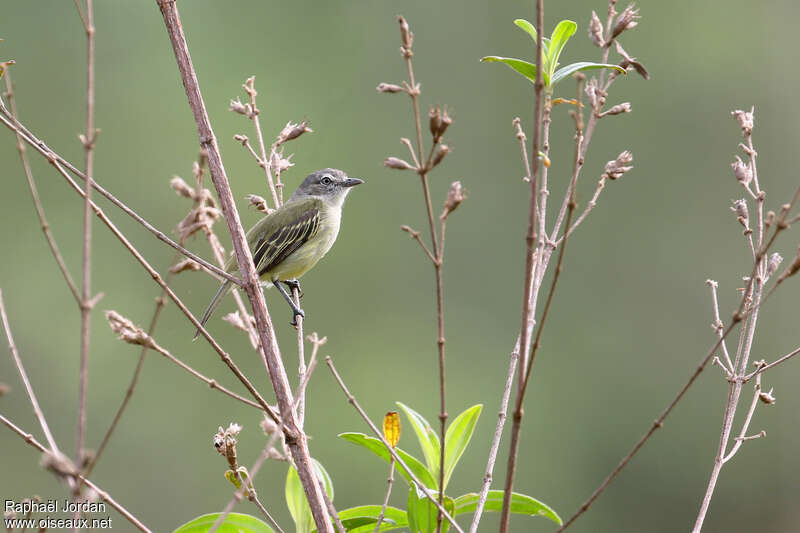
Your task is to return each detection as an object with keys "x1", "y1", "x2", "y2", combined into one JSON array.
[{"x1": 2, "y1": 1, "x2": 800, "y2": 531}]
